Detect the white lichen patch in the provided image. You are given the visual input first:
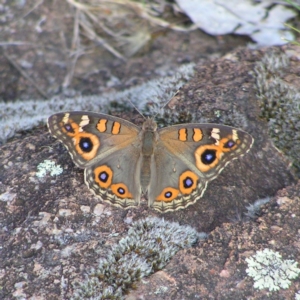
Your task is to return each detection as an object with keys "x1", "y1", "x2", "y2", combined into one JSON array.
[
  {"x1": 246, "y1": 248, "x2": 300, "y2": 292},
  {"x1": 36, "y1": 160, "x2": 63, "y2": 178}
]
